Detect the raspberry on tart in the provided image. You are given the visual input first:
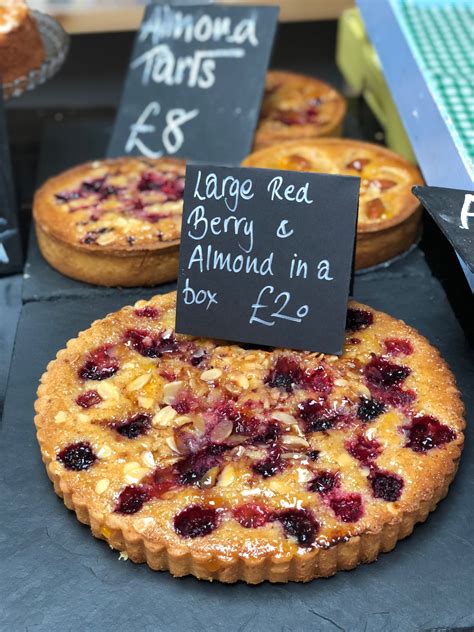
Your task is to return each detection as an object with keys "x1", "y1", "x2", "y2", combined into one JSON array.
[
  {"x1": 254, "y1": 71, "x2": 347, "y2": 150},
  {"x1": 35, "y1": 292, "x2": 464, "y2": 584},
  {"x1": 0, "y1": 0, "x2": 44, "y2": 86},
  {"x1": 242, "y1": 139, "x2": 423, "y2": 270},
  {"x1": 33, "y1": 157, "x2": 186, "y2": 287}
]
